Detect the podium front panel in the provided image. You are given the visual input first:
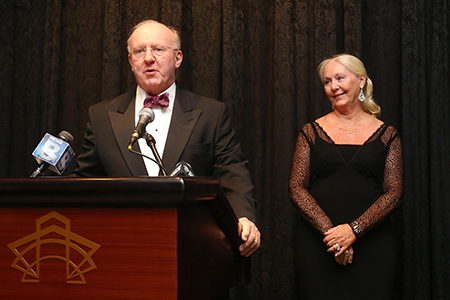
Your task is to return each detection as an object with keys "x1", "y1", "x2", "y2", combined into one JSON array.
[
  {"x1": 0, "y1": 177, "x2": 249, "y2": 300},
  {"x1": 0, "y1": 207, "x2": 178, "y2": 300}
]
